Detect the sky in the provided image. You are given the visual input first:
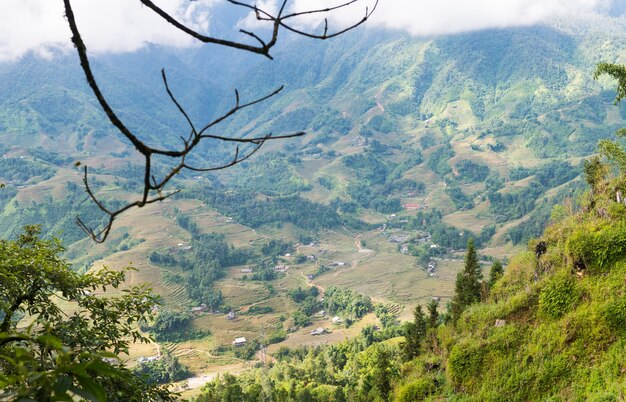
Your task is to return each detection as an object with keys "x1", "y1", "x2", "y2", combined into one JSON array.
[{"x1": 0, "y1": 0, "x2": 620, "y2": 62}]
